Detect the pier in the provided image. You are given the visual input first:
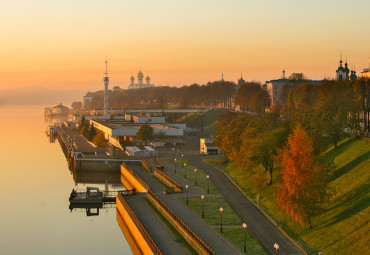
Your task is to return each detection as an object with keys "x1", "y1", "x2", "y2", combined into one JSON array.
[{"x1": 56, "y1": 126, "x2": 141, "y2": 172}]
